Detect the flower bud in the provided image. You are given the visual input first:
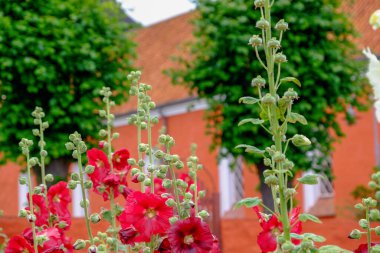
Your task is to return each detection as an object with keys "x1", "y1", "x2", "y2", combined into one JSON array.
[
  {"x1": 99, "y1": 129, "x2": 107, "y2": 137},
  {"x1": 300, "y1": 240, "x2": 313, "y2": 249},
  {"x1": 284, "y1": 88, "x2": 298, "y2": 100},
  {"x1": 163, "y1": 179, "x2": 172, "y2": 189},
  {"x1": 370, "y1": 209, "x2": 380, "y2": 221},
  {"x1": 88, "y1": 245, "x2": 97, "y2": 253},
  {"x1": 90, "y1": 213, "x2": 101, "y2": 224},
  {"x1": 267, "y1": 38, "x2": 281, "y2": 49},
  {"x1": 18, "y1": 209, "x2": 28, "y2": 218},
  {"x1": 175, "y1": 161, "x2": 184, "y2": 169},
  {"x1": 73, "y1": 239, "x2": 86, "y2": 250},
  {"x1": 166, "y1": 198, "x2": 176, "y2": 207},
  {"x1": 256, "y1": 18, "x2": 270, "y2": 29},
  {"x1": 154, "y1": 150, "x2": 165, "y2": 159},
  {"x1": 40, "y1": 150, "x2": 48, "y2": 157},
  {"x1": 355, "y1": 203, "x2": 365, "y2": 210},
  {"x1": 198, "y1": 210, "x2": 209, "y2": 219},
  {"x1": 68, "y1": 180, "x2": 77, "y2": 190},
  {"x1": 274, "y1": 53, "x2": 287, "y2": 63},
  {"x1": 248, "y1": 35, "x2": 263, "y2": 47},
  {"x1": 45, "y1": 174, "x2": 54, "y2": 182},
  {"x1": 65, "y1": 142, "x2": 75, "y2": 151},
  {"x1": 29, "y1": 158, "x2": 37, "y2": 166},
  {"x1": 273, "y1": 152, "x2": 285, "y2": 163},
  {"x1": 138, "y1": 159, "x2": 145, "y2": 167},
  {"x1": 265, "y1": 175, "x2": 279, "y2": 186},
  {"x1": 198, "y1": 190, "x2": 206, "y2": 198},
  {"x1": 292, "y1": 134, "x2": 311, "y2": 147},
  {"x1": 275, "y1": 19, "x2": 289, "y2": 31},
  {"x1": 169, "y1": 216, "x2": 178, "y2": 225},
  {"x1": 359, "y1": 219, "x2": 369, "y2": 229},
  {"x1": 369, "y1": 181, "x2": 378, "y2": 189},
  {"x1": 84, "y1": 180, "x2": 93, "y2": 189},
  {"x1": 261, "y1": 94, "x2": 276, "y2": 105},
  {"x1": 71, "y1": 173, "x2": 80, "y2": 181},
  {"x1": 375, "y1": 226, "x2": 380, "y2": 235},
  {"x1": 143, "y1": 178, "x2": 151, "y2": 186},
  {"x1": 348, "y1": 229, "x2": 362, "y2": 239},
  {"x1": 254, "y1": 0, "x2": 265, "y2": 8},
  {"x1": 80, "y1": 199, "x2": 89, "y2": 208},
  {"x1": 137, "y1": 173, "x2": 145, "y2": 182},
  {"x1": 112, "y1": 133, "x2": 120, "y2": 139},
  {"x1": 85, "y1": 165, "x2": 95, "y2": 174},
  {"x1": 263, "y1": 158, "x2": 271, "y2": 166},
  {"x1": 283, "y1": 160, "x2": 294, "y2": 170},
  {"x1": 128, "y1": 158, "x2": 137, "y2": 166},
  {"x1": 27, "y1": 214, "x2": 36, "y2": 222},
  {"x1": 281, "y1": 241, "x2": 294, "y2": 251},
  {"x1": 58, "y1": 221, "x2": 68, "y2": 229},
  {"x1": 184, "y1": 192, "x2": 193, "y2": 200}
]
